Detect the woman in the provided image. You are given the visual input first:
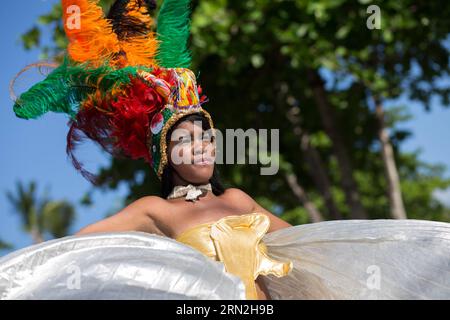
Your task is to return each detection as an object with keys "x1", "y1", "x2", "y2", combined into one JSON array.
[
  {"x1": 3, "y1": 0, "x2": 449, "y2": 300},
  {"x1": 8, "y1": 0, "x2": 295, "y2": 299},
  {"x1": 75, "y1": 113, "x2": 293, "y2": 300}
]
